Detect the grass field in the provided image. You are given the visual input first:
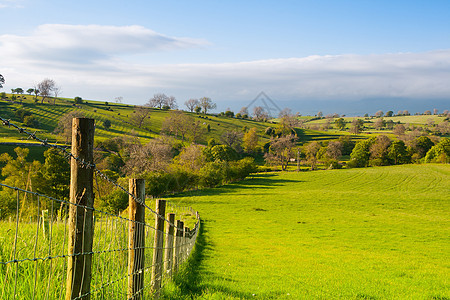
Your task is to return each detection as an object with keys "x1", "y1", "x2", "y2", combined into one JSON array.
[{"x1": 164, "y1": 164, "x2": 450, "y2": 299}]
